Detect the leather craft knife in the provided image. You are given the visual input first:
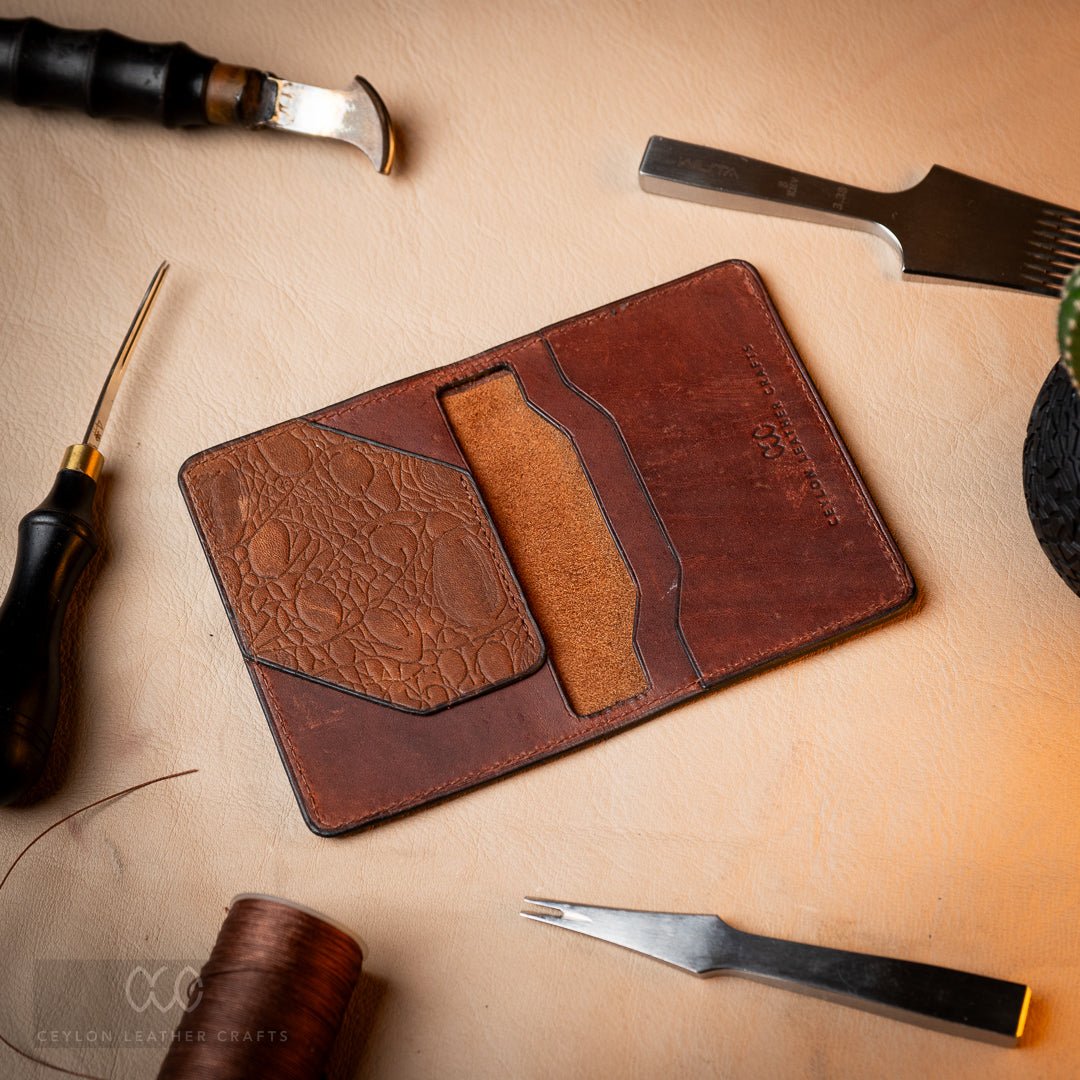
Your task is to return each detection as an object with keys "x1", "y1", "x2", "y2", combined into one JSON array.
[{"x1": 0, "y1": 17, "x2": 395, "y2": 172}]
